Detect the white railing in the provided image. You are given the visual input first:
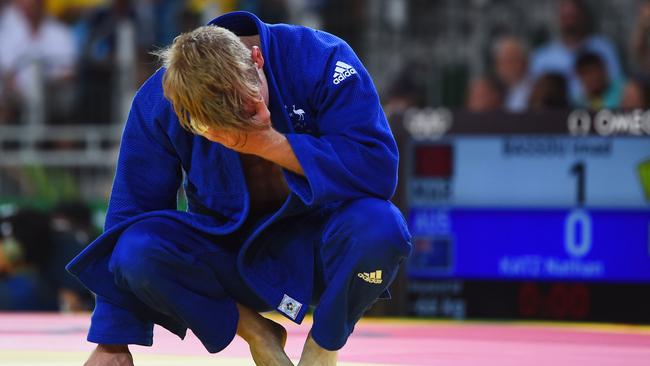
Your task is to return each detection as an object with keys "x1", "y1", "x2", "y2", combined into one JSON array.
[{"x1": 0, "y1": 125, "x2": 123, "y2": 167}]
